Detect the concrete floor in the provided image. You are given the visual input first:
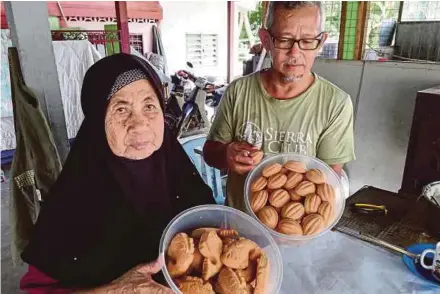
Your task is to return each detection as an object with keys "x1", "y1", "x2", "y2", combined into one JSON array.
[{"x1": 1, "y1": 167, "x2": 27, "y2": 293}]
